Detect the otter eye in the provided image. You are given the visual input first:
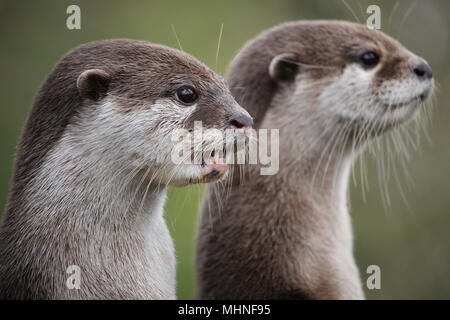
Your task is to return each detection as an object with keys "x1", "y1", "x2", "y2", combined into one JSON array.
[
  {"x1": 359, "y1": 51, "x2": 380, "y2": 69},
  {"x1": 175, "y1": 86, "x2": 198, "y2": 105}
]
